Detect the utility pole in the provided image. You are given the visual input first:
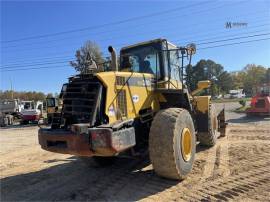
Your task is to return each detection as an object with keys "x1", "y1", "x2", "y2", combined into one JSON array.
[{"x1": 10, "y1": 78, "x2": 13, "y2": 99}]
